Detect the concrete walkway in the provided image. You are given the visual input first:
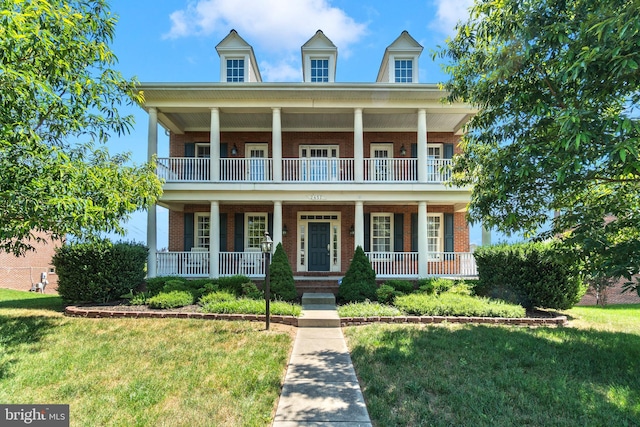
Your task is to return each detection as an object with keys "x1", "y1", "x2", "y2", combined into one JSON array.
[{"x1": 272, "y1": 293, "x2": 372, "y2": 427}]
